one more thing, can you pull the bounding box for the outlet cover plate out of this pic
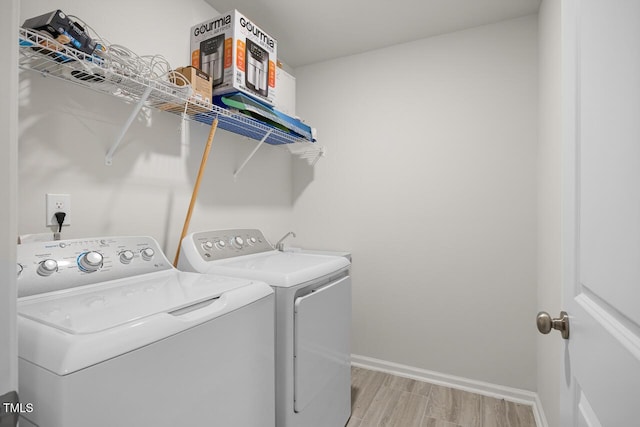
[46,193,71,227]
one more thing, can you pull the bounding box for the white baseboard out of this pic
[351,354,548,427]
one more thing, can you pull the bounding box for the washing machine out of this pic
[178,229,352,427]
[16,236,275,427]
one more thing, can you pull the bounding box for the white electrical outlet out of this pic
[46,194,71,227]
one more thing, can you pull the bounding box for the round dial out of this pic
[141,248,155,261]
[37,259,58,276]
[248,237,257,245]
[215,240,226,249]
[78,251,103,272]
[17,263,24,277]
[203,241,214,251]
[231,236,244,249]
[119,250,134,264]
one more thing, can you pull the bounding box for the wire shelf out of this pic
[18,27,323,165]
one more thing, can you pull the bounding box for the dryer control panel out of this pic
[17,236,172,297]
[189,229,274,262]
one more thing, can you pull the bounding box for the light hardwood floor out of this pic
[347,367,536,427]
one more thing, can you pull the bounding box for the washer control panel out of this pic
[191,229,273,262]
[17,236,172,298]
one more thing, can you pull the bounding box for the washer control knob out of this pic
[17,263,24,277]
[119,250,134,264]
[78,251,103,272]
[215,240,226,249]
[37,259,58,276]
[231,236,244,249]
[141,248,155,261]
[203,241,214,251]
[248,237,257,245]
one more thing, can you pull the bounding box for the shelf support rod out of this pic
[105,85,153,165]
[313,147,326,166]
[233,129,273,180]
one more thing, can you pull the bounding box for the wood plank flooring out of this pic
[348,367,536,427]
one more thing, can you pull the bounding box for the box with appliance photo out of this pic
[190,10,277,106]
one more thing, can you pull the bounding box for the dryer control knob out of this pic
[119,250,134,264]
[78,251,103,272]
[231,236,244,249]
[215,240,226,249]
[141,248,155,261]
[203,241,214,251]
[37,259,58,276]
[248,237,257,245]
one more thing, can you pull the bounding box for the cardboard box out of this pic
[190,10,277,106]
[157,66,212,115]
[171,66,212,104]
[275,64,296,117]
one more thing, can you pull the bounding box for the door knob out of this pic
[536,311,570,339]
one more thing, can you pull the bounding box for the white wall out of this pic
[18,0,296,256]
[0,0,19,399]
[294,16,539,390]
[537,0,563,425]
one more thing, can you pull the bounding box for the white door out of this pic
[560,0,640,425]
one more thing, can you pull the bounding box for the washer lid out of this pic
[18,269,255,334]
[203,251,350,287]
[18,269,273,375]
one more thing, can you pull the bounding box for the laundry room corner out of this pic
[292,15,539,393]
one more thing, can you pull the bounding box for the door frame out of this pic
[561,0,578,424]
[0,0,19,400]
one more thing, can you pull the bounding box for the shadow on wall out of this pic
[18,72,312,208]
[184,123,297,207]
[19,73,181,184]
[292,156,315,200]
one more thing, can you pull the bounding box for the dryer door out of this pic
[293,275,351,412]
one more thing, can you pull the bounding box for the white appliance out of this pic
[16,236,275,427]
[178,229,351,427]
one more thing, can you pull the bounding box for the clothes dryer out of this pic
[178,229,351,427]
[17,236,275,427]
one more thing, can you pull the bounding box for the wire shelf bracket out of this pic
[233,129,273,180]
[105,86,153,166]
